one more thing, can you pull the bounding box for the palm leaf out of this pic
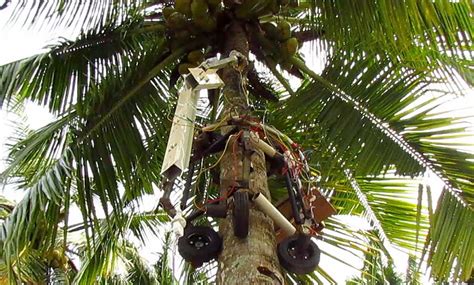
[6,1,148,31]
[0,38,202,277]
[73,209,168,284]
[0,15,166,114]
[424,190,473,281]
[304,0,473,87]
[278,50,473,205]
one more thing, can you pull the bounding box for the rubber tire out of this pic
[277,235,320,275]
[178,226,222,265]
[233,191,249,239]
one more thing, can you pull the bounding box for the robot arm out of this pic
[159,51,244,216]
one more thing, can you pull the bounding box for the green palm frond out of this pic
[406,254,422,285]
[96,274,129,285]
[308,157,429,252]
[74,209,168,284]
[287,268,337,285]
[318,218,397,284]
[346,240,404,285]
[321,219,378,267]
[424,190,473,281]
[0,149,72,275]
[6,1,148,31]
[6,249,48,284]
[181,262,211,285]
[153,232,178,284]
[0,196,75,284]
[276,50,429,177]
[359,239,386,284]
[0,38,202,277]
[0,196,14,220]
[279,50,473,203]
[0,15,166,114]
[2,113,74,186]
[349,176,429,251]
[300,0,473,86]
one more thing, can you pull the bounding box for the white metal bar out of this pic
[253,193,296,237]
[161,86,199,179]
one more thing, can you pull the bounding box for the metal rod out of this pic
[185,209,204,223]
[159,179,177,217]
[285,172,303,225]
[293,176,312,220]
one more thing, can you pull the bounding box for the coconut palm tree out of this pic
[0,0,472,284]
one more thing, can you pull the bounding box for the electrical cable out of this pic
[191,130,242,209]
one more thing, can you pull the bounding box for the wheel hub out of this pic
[288,245,311,260]
[188,234,210,250]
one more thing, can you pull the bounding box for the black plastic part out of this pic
[191,127,239,163]
[284,172,303,224]
[272,152,286,172]
[295,234,311,255]
[265,157,280,176]
[233,191,250,238]
[159,179,177,217]
[185,199,227,223]
[185,209,205,223]
[206,203,228,218]
[178,226,222,266]
[277,234,321,275]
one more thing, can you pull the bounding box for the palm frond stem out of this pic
[265,58,295,96]
[344,170,390,243]
[291,56,469,207]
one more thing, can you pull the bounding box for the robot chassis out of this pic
[159,51,335,274]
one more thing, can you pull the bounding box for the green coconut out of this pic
[175,0,192,16]
[167,12,187,30]
[178,63,195,75]
[277,20,291,41]
[187,50,205,64]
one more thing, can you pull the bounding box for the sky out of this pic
[0,3,473,284]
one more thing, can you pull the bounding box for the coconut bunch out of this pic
[163,0,222,38]
[178,49,205,74]
[259,20,300,71]
[44,249,69,271]
[161,0,296,50]
[159,0,301,98]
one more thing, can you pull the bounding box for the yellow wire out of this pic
[191,131,241,210]
[202,114,230,132]
[204,131,240,172]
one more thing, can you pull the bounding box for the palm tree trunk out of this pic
[216,21,284,285]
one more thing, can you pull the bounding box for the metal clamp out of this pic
[200,50,246,71]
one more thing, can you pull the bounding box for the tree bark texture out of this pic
[216,21,284,285]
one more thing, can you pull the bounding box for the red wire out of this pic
[204,130,243,206]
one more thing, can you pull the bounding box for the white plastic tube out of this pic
[253,193,296,237]
[249,131,277,157]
